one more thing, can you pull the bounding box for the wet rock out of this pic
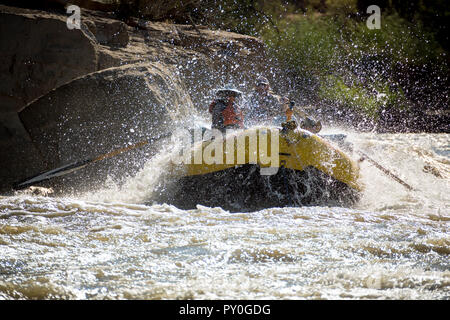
[17,63,192,192]
[85,19,129,47]
[0,7,98,114]
[0,4,269,191]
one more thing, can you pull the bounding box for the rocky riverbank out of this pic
[0,2,448,192]
[0,3,270,191]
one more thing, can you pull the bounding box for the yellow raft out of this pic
[154,124,363,212]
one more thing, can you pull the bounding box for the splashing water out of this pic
[0,127,448,300]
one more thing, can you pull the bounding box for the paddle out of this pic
[355,150,415,191]
[288,102,415,192]
[320,132,415,191]
[14,134,170,190]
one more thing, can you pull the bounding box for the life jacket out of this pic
[209,98,243,129]
[285,108,293,121]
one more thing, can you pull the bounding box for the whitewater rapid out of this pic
[0,130,448,299]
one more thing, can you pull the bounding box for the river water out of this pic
[0,130,448,299]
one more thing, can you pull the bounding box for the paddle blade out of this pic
[14,160,90,190]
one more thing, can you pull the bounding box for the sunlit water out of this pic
[0,131,448,299]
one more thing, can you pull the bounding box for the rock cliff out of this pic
[0,4,269,191]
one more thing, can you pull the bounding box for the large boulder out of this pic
[84,18,129,48]
[0,112,47,192]
[0,5,127,191]
[16,63,192,192]
[0,3,270,118]
[0,4,272,192]
[141,22,272,112]
[0,7,99,114]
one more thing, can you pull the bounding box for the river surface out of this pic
[0,131,448,299]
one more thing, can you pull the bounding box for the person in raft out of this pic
[246,76,322,133]
[208,86,244,132]
[245,76,290,127]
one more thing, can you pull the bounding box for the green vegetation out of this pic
[319,74,408,120]
[90,1,450,130]
[257,1,448,126]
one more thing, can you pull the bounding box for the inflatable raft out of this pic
[153,124,363,212]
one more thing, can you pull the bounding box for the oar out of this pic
[319,133,416,191]
[355,150,416,191]
[14,134,170,190]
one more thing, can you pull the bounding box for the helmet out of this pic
[216,85,243,97]
[256,76,269,86]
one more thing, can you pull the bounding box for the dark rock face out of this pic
[0,8,96,191]
[16,63,192,191]
[19,63,191,166]
[0,10,98,114]
[84,19,129,47]
[0,112,47,192]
